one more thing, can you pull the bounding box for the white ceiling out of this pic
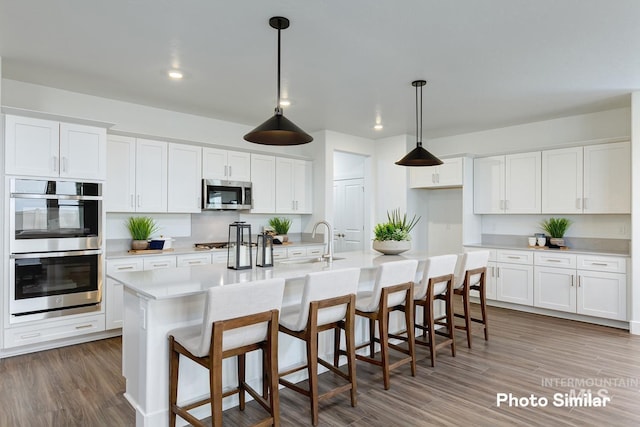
[1,0,639,140]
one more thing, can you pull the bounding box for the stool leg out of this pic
[463,286,472,349]
[405,290,416,377]
[333,323,341,367]
[368,318,376,357]
[168,337,179,427]
[345,299,357,407]
[307,332,320,426]
[210,336,224,426]
[268,313,281,427]
[426,288,436,367]
[378,307,390,390]
[238,353,246,410]
[446,282,456,357]
[479,279,489,341]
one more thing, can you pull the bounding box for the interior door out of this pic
[333,178,364,252]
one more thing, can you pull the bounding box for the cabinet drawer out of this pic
[272,248,287,260]
[211,252,228,263]
[287,248,307,258]
[534,252,576,269]
[4,314,105,348]
[306,246,324,257]
[106,258,144,274]
[143,256,177,270]
[577,255,626,273]
[497,250,533,265]
[176,253,212,267]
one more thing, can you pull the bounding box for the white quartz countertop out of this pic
[464,243,629,257]
[108,250,428,300]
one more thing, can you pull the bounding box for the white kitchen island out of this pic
[108,250,427,427]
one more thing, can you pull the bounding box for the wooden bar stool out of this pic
[453,251,490,348]
[168,278,286,427]
[278,268,360,426]
[352,259,418,390]
[412,254,458,367]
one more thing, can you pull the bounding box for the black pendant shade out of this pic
[244,16,312,146]
[395,80,442,166]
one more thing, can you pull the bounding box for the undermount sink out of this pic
[279,257,345,265]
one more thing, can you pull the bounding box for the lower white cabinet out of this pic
[106,259,144,330]
[4,314,105,349]
[143,256,177,270]
[534,266,576,313]
[576,269,626,320]
[495,250,534,306]
[176,253,212,267]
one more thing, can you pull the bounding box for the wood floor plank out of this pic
[1,306,639,426]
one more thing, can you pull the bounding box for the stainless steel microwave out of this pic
[202,179,252,210]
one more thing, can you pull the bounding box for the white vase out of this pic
[372,240,411,255]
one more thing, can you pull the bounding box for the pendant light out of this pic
[244,16,313,146]
[395,80,442,166]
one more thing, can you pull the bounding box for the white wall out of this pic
[631,92,640,334]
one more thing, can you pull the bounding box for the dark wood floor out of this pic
[1,305,639,426]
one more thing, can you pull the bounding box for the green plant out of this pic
[268,217,292,235]
[540,217,572,238]
[126,216,159,241]
[373,209,421,241]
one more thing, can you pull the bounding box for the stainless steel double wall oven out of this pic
[9,178,103,322]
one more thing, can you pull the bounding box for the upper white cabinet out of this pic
[583,142,630,214]
[106,136,168,212]
[409,157,463,188]
[275,158,312,214]
[202,147,251,182]
[168,143,202,213]
[250,154,276,213]
[542,142,630,214]
[5,115,106,180]
[474,152,541,214]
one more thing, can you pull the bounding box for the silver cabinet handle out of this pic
[116,266,135,270]
[229,166,232,176]
[224,165,228,177]
[590,262,608,266]
[547,259,561,263]
[53,156,58,172]
[577,275,581,287]
[187,260,200,265]
[137,195,141,207]
[491,266,495,277]
[583,198,588,210]
[576,198,582,209]
[62,157,68,172]
[152,263,170,268]
[497,267,500,278]
[75,324,93,330]
[130,194,134,208]
[571,274,574,286]
[507,256,521,259]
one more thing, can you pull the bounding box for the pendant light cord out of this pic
[415,83,420,146]
[276,21,282,115]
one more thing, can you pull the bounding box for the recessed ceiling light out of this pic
[374,124,383,131]
[168,70,183,79]
[279,99,291,107]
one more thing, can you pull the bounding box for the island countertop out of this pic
[108,250,428,300]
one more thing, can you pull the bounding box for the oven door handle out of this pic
[10,193,102,201]
[11,249,103,259]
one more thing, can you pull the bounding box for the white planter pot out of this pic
[372,240,411,255]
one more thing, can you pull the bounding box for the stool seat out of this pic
[168,278,286,427]
[278,268,360,426]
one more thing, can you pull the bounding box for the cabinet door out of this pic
[202,147,228,179]
[474,156,504,214]
[534,266,576,313]
[409,165,438,188]
[5,115,59,177]
[505,152,541,213]
[168,143,202,213]
[59,123,107,180]
[541,147,583,214]
[485,261,497,300]
[496,263,533,305]
[577,270,626,320]
[106,135,136,212]
[583,142,630,214]
[106,258,143,330]
[275,157,295,213]
[436,157,463,187]
[135,139,168,212]
[227,151,251,182]
[250,154,276,213]
[293,160,312,213]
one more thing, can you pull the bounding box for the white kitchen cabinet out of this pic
[250,154,276,213]
[5,115,106,180]
[143,255,177,270]
[577,270,626,320]
[106,136,168,212]
[202,147,251,182]
[106,259,144,330]
[474,152,541,214]
[168,143,202,213]
[534,265,576,313]
[176,253,211,267]
[542,142,630,214]
[541,146,583,214]
[583,142,630,214]
[409,157,464,188]
[495,250,534,306]
[276,158,312,214]
[3,314,105,349]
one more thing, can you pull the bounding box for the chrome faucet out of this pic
[312,220,334,262]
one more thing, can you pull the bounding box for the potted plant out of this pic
[540,217,572,248]
[126,216,159,250]
[372,209,420,255]
[268,217,292,242]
